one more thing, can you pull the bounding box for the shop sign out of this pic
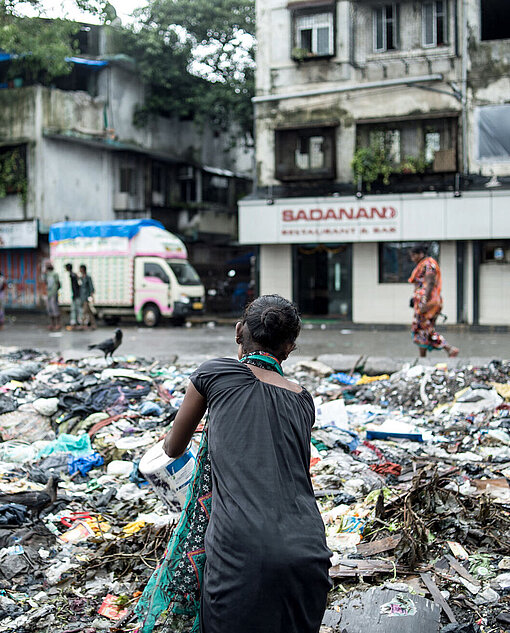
[0,220,38,249]
[278,202,399,241]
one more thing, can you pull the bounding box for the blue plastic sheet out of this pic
[37,433,93,458]
[49,219,164,243]
[140,401,164,417]
[68,452,104,476]
[330,372,360,385]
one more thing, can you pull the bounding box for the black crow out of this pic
[88,328,123,360]
[0,476,59,518]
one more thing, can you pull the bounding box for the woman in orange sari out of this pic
[409,244,459,358]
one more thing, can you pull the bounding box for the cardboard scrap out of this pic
[357,534,402,557]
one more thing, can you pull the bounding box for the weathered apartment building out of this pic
[0,24,252,310]
[240,0,510,325]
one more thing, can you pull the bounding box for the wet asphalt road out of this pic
[1,314,509,365]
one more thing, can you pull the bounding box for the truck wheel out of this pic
[143,304,160,327]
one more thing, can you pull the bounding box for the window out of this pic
[425,131,441,163]
[275,126,336,181]
[178,165,196,203]
[422,1,447,47]
[119,167,137,195]
[144,262,169,284]
[357,117,457,173]
[369,129,401,164]
[168,262,201,286]
[482,240,510,264]
[373,4,398,52]
[478,105,510,161]
[379,242,439,283]
[481,0,510,41]
[152,164,163,193]
[294,11,334,57]
[203,173,230,205]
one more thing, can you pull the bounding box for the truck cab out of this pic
[134,257,204,326]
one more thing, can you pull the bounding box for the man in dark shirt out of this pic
[65,263,81,330]
[79,264,96,330]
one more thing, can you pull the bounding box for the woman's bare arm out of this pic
[163,382,207,458]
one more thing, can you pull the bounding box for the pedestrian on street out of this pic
[44,263,61,331]
[65,263,81,330]
[409,243,459,358]
[0,269,6,330]
[158,294,332,633]
[79,264,96,330]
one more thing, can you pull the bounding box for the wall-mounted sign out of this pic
[239,192,510,245]
[279,203,399,241]
[0,220,38,249]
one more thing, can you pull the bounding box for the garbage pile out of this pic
[0,349,508,633]
[301,360,510,633]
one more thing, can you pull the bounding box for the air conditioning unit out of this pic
[178,166,194,180]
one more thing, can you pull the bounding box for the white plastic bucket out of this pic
[139,440,196,509]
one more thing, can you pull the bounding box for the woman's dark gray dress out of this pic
[190,358,331,633]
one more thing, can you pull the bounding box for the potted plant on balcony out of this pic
[400,154,430,174]
[351,145,393,191]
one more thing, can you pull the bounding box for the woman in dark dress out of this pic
[164,294,331,633]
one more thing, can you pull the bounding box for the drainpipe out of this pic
[461,0,468,175]
[252,74,444,103]
[456,241,465,323]
[472,240,480,325]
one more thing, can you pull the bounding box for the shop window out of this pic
[477,105,510,161]
[481,0,510,41]
[275,126,336,181]
[144,262,169,283]
[422,1,447,48]
[293,10,334,58]
[482,240,510,263]
[373,4,399,52]
[119,166,137,195]
[379,241,440,283]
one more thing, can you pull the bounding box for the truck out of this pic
[49,220,205,327]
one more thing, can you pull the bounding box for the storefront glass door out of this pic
[294,244,352,318]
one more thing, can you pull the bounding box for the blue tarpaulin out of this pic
[65,57,109,68]
[50,220,165,243]
[0,52,108,68]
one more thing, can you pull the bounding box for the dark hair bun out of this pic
[242,294,301,356]
[261,307,285,332]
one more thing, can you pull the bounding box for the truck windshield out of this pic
[169,262,201,286]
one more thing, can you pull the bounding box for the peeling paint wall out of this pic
[256,0,510,187]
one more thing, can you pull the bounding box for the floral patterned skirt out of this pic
[411,307,446,351]
[135,424,211,633]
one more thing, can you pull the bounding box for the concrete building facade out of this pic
[240,0,510,325]
[0,24,253,310]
